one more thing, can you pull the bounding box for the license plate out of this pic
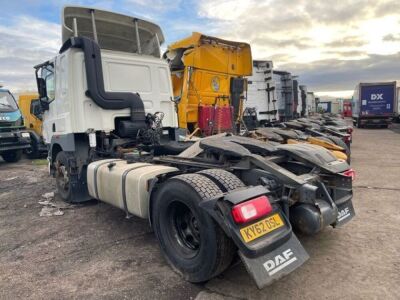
[240,214,284,243]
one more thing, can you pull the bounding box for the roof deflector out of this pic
[62,6,164,57]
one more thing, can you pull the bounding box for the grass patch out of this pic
[31,159,48,166]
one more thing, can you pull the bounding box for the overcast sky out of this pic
[1,0,400,98]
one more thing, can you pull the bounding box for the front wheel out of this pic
[151,174,235,283]
[1,150,22,163]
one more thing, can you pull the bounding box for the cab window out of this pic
[0,91,18,112]
[42,65,55,101]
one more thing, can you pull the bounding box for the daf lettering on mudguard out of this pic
[335,200,355,227]
[239,234,309,289]
[263,248,297,276]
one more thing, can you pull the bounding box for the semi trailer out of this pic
[0,87,31,162]
[34,6,355,288]
[352,82,397,128]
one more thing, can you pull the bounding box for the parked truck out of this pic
[34,6,355,288]
[0,87,31,162]
[18,93,47,158]
[352,82,397,128]
[164,32,252,136]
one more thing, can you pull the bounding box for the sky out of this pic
[1,0,400,99]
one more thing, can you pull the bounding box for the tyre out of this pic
[1,150,22,162]
[26,139,40,159]
[55,151,73,202]
[197,169,245,192]
[151,173,236,283]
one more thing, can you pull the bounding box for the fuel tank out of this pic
[87,159,178,218]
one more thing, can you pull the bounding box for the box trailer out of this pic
[306,92,316,115]
[352,82,396,128]
[273,70,294,121]
[343,100,352,117]
[318,101,332,113]
[245,60,277,125]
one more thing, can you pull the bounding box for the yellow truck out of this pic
[164,32,252,136]
[18,93,47,158]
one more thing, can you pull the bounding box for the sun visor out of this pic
[62,6,164,57]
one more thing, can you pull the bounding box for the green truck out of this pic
[0,87,31,162]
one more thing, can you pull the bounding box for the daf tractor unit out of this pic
[34,6,355,288]
[0,87,31,162]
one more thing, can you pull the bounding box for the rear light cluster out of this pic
[231,195,272,224]
[343,168,356,181]
[343,135,351,143]
[347,128,353,134]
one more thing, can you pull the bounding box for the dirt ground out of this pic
[1,123,399,300]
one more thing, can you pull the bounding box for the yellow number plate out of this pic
[240,214,284,243]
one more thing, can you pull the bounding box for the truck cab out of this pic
[18,93,48,158]
[0,88,31,162]
[34,6,178,201]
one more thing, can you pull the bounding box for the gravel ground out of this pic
[0,123,399,299]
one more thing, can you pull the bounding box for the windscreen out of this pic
[0,91,18,112]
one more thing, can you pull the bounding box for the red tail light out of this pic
[343,135,351,143]
[343,169,356,181]
[231,195,272,224]
[347,128,353,134]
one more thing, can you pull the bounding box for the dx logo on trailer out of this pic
[371,94,383,100]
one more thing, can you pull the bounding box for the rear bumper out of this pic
[0,131,31,152]
[355,117,392,126]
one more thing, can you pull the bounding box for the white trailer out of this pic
[245,60,277,124]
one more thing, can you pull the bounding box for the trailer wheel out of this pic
[1,150,22,163]
[152,174,235,283]
[197,169,245,192]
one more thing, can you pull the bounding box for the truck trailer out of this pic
[245,60,277,125]
[352,82,397,128]
[33,6,355,289]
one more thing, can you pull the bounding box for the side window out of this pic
[42,65,55,102]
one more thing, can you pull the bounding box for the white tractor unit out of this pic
[34,6,356,288]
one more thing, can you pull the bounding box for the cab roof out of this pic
[168,32,250,51]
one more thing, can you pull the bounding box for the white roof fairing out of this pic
[62,6,165,57]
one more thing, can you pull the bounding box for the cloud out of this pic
[324,36,367,48]
[280,53,400,91]
[383,33,400,41]
[196,0,400,95]
[0,16,60,92]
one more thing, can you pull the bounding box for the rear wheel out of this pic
[152,174,235,283]
[197,169,245,192]
[55,151,72,202]
[1,150,22,162]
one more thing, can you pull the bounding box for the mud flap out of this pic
[239,233,309,289]
[334,200,355,227]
